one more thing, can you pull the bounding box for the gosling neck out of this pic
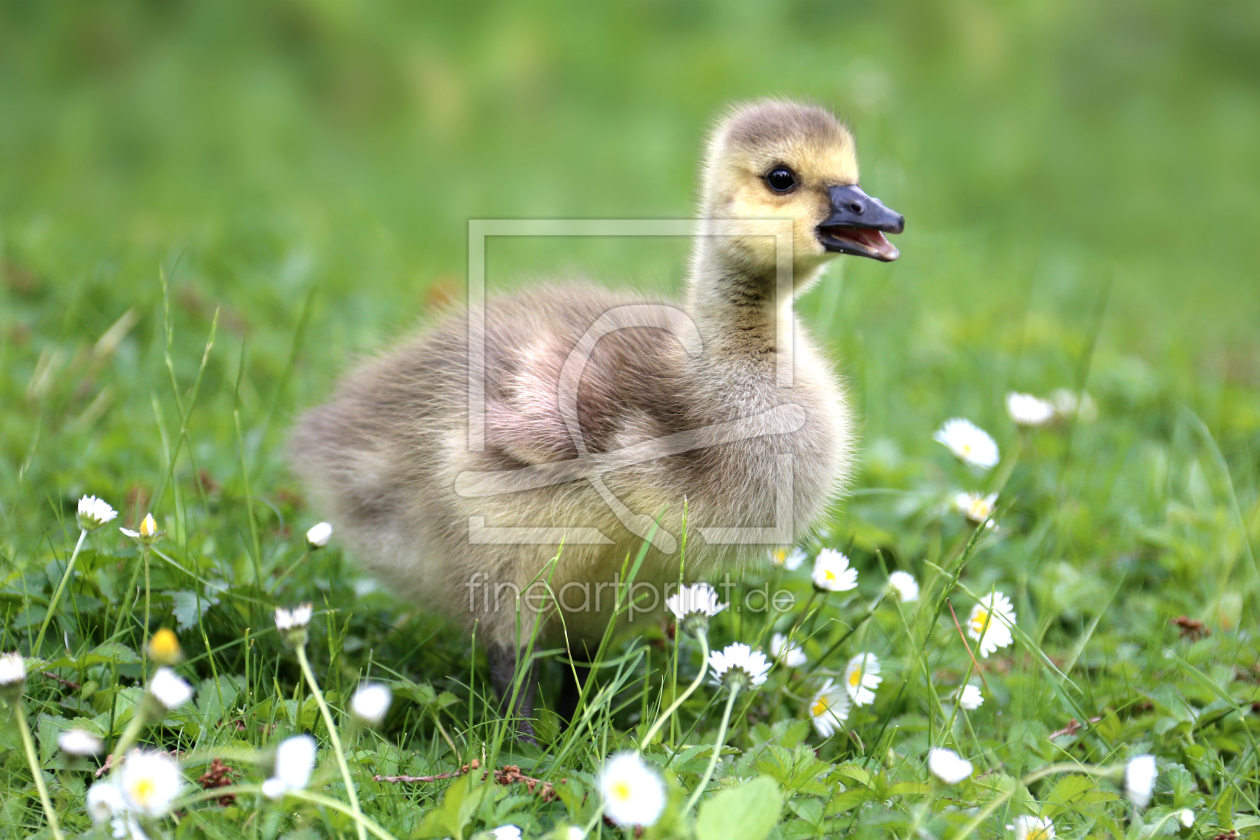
[685,234,807,360]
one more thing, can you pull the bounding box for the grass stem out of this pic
[640,630,709,751]
[14,701,66,840]
[685,686,739,812]
[33,529,87,657]
[295,643,367,840]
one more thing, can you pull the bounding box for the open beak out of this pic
[817,184,904,262]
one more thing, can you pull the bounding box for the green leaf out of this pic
[825,787,870,816]
[401,680,438,706]
[833,762,873,788]
[752,744,832,796]
[695,776,782,840]
[887,781,932,797]
[170,589,219,630]
[1043,773,1119,817]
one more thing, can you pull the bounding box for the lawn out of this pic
[1,2,1259,839]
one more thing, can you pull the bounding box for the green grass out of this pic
[2,2,1259,838]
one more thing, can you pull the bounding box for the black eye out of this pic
[765,167,796,193]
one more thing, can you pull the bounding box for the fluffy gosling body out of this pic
[292,99,903,737]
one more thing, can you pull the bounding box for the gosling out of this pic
[291,99,903,739]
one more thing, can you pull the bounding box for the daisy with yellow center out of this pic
[707,642,771,691]
[967,591,1016,657]
[934,418,1000,469]
[1010,815,1055,840]
[954,491,998,527]
[769,546,806,571]
[598,752,665,828]
[120,512,164,544]
[808,678,851,738]
[120,749,183,817]
[843,653,882,706]
[811,548,858,592]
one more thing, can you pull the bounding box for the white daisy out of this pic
[1005,392,1055,427]
[1010,815,1055,840]
[120,749,183,818]
[812,548,858,592]
[967,591,1017,657]
[58,728,104,756]
[887,571,919,602]
[707,642,772,691]
[1125,754,1157,809]
[561,826,586,840]
[666,582,728,639]
[599,752,666,828]
[350,682,392,726]
[956,684,984,711]
[928,747,973,784]
[954,491,998,527]
[1050,389,1097,422]
[275,604,313,631]
[1176,809,1194,828]
[769,546,807,571]
[306,522,333,548]
[809,679,851,738]
[85,780,125,826]
[844,653,882,706]
[490,826,522,840]
[148,667,194,710]
[120,512,163,544]
[0,651,26,688]
[664,583,727,622]
[76,495,118,532]
[770,633,808,668]
[263,734,317,800]
[934,418,1000,469]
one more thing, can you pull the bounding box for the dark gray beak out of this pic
[816,184,905,261]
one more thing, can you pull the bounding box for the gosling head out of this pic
[699,99,904,283]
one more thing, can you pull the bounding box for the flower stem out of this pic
[141,545,151,669]
[295,643,367,840]
[14,701,66,840]
[109,699,151,765]
[33,529,87,657]
[640,631,709,752]
[685,686,739,811]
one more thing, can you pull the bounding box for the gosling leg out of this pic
[556,659,593,726]
[487,643,539,743]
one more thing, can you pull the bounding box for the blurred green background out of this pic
[1,0,1258,541]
